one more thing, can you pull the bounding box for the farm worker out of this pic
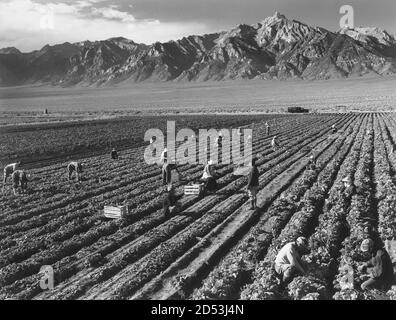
[202,160,218,195]
[247,158,259,210]
[331,124,337,134]
[160,148,168,165]
[3,161,21,190]
[163,184,181,217]
[110,148,118,160]
[358,239,394,291]
[274,237,310,283]
[68,161,83,181]
[271,136,279,151]
[341,176,356,199]
[307,155,317,170]
[162,159,182,186]
[216,132,223,147]
[12,170,28,195]
[265,122,270,136]
[237,128,242,136]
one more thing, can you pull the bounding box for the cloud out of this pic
[0,0,210,51]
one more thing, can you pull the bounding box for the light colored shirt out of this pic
[160,150,167,163]
[275,242,299,267]
[202,164,213,180]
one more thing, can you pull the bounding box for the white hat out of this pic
[360,239,373,252]
[342,176,350,183]
[163,148,167,152]
[208,160,214,165]
[296,236,309,249]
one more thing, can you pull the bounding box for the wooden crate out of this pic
[104,205,128,219]
[184,184,204,195]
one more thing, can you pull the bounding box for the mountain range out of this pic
[0,12,395,87]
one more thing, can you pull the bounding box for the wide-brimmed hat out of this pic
[296,236,309,249]
[342,176,351,183]
[167,184,174,191]
[207,160,214,165]
[360,239,373,252]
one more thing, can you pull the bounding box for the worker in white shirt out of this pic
[201,160,218,195]
[271,136,280,151]
[3,161,21,192]
[274,237,310,283]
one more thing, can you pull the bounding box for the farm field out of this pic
[0,112,395,300]
[1,77,396,126]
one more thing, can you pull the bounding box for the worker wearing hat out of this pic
[201,160,218,196]
[358,238,394,291]
[274,236,310,284]
[307,154,317,170]
[341,176,356,199]
[271,136,279,151]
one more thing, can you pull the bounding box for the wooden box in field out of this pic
[184,184,204,196]
[104,205,128,219]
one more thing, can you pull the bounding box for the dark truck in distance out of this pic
[287,107,309,113]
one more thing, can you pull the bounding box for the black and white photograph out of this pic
[0,0,396,306]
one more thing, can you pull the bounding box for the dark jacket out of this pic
[366,249,394,283]
[247,165,259,188]
[163,190,177,211]
[111,150,118,159]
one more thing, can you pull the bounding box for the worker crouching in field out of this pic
[331,124,338,134]
[274,237,310,284]
[12,170,28,195]
[110,148,118,160]
[271,136,280,151]
[2,161,21,192]
[201,160,218,196]
[358,239,394,292]
[341,176,356,200]
[306,155,317,170]
[68,161,83,181]
[247,158,259,210]
[163,184,181,217]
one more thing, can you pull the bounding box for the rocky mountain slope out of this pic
[0,12,395,87]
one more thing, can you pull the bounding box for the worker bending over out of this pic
[12,170,28,195]
[68,161,83,181]
[271,136,280,151]
[3,161,21,191]
[274,237,310,284]
[111,148,118,160]
[307,155,317,170]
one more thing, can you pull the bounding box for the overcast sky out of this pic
[1,0,395,52]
